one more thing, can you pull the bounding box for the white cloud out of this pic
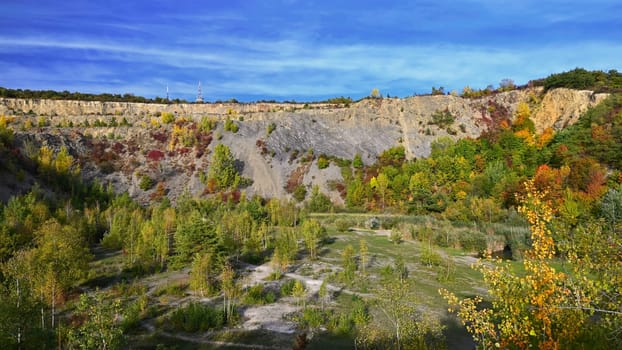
[1,33,621,99]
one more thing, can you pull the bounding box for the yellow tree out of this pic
[301,219,324,260]
[359,239,369,276]
[370,173,389,210]
[189,251,217,297]
[441,180,586,349]
[219,263,240,323]
[54,146,73,175]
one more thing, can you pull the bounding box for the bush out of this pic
[147,150,165,162]
[243,285,277,305]
[280,279,296,296]
[139,175,154,191]
[161,112,175,124]
[317,155,330,169]
[266,122,276,135]
[293,184,307,202]
[458,230,488,253]
[224,117,239,133]
[420,246,443,267]
[298,308,327,331]
[429,108,455,129]
[352,153,364,168]
[334,219,352,232]
[389,230,403,244]
[168,302,226,332]
[434,230,460,248]
[199,116,217,131]
[307,186,333,212]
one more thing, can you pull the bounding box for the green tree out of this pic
[359,239,369,276]
[292,280,307,307]
[346,178,366,208]
[189,251,218,297]
[307,186,333,212]
[358,271,444,349]
[370,173,389,210]
[30,219,91,327]
[318,280,329,310]
[208,144,240,191]
[301,219,325,260]
[67,293,123,350]
[341,244,356,285]
[219,263,240,323]
[271,229,298,274]
[0,262,54,349]
[173,210,219,265]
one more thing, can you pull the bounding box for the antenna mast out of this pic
[166,84,169,102]
[196,81,203,103]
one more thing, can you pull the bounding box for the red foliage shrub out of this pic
[195,148,204,158]
[149,182,168,201]
[204,178,217,194]
[147,150,165,162]
[112,142,125,154]
[196,132,212,148]
[220,190,241,204]
[90,140,118,165]
[151,131,169,143]
[256,139,268,155]
[285,164,309,193]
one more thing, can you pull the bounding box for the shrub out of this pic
[266,122,276,135]
[153,282,187,297]
[147,150,165,162]
[224,117,239,133]
[352,153,364,168]
[429,108,455,129]
[293,184,307,202]
[280,279,297,296]
[168,302,226,332]
[458,230,488,253]
[139,175,154,191]
[389,230,403,244]
[37,116,48,127]
[161,112,175,124]
[307,186,333,212]
[317,155,330,169]
[243,285,277,305]
[334,219,351,232]
[199,116,217,131]
[420,246,443,267]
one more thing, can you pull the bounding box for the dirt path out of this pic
[142,322,287,349]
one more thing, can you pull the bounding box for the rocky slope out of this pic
[0,88,608,203]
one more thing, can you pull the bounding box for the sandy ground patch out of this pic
[242,302,300,334]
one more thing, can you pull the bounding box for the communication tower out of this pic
[196,81,204,103]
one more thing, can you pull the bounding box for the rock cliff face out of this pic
[0,88,608,202]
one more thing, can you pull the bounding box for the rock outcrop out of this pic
[0,87,608,203]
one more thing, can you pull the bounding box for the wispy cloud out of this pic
[1,0,620,101]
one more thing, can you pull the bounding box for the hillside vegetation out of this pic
[0,70,621,349]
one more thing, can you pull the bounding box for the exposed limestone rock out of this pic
[0,87,608,203]
[531,88,608,132]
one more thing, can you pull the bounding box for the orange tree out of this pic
[440,180,587,349]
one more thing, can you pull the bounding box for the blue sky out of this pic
[1,0,621,102]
